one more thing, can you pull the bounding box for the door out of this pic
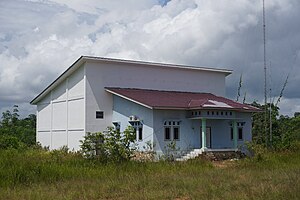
[201,127,212,148]
[206,127,211,148]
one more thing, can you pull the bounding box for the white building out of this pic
[31,56,259,156]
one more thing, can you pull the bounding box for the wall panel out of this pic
[68,67,84,98]
[52,102,67,130]
[52,131,68,149]
[37,131,51,148]
[37,103,51,131]
[68,99,84,130]
[52,80,66,101]
[68,131,85,151]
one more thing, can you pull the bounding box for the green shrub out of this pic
[0,135,25,150]
[162,140,180,161]
[245,142,269,162]
[80,126,136,162]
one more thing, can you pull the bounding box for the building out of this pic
[31,56,259,156]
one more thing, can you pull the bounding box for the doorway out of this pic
[201,127,212,148]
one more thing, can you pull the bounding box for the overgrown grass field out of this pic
[0,149,299,200]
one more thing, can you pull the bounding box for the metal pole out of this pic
[263,0,268,146]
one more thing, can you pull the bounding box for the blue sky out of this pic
[0,0,299,117]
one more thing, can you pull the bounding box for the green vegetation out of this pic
[80,127,136,162]
[0,105,36,149]
[251,102,300,150]
[0,148,299,199]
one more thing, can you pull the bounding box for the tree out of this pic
[0,105,36,148]
[251,101,300,150]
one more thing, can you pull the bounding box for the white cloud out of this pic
[0,0,299,117]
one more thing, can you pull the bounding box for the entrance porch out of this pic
[187,109,250,152]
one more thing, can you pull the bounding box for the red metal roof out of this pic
[105,87,260,112]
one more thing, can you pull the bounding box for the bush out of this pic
[245,142,269,162]
[0,135,25,150]
[80,126,136,162]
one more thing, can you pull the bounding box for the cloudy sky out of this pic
[0,0,299,117]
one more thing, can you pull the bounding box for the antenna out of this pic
[269,61,272,147]
[263,0,268,145]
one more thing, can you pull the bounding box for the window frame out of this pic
[96,111,104,119]
[138,127,143,141]
[164,126,171,141]
[238,127,243,140]
[163,120,181,141]
[230,126,244,141]
[173,126,180,141]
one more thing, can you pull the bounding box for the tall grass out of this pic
[0,149,299,199]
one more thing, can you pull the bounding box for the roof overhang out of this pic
[105,87,261,113]
[105,88,153,109]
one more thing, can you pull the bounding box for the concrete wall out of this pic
[235,112,252,144]
[112,96,153,150]
[153,109,252,155]
[110,97,252,154]
[36,65,85,151]
[36,60,230,151]
[153,110,196,155]
[85,61,226,134]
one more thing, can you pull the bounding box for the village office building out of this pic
[31,56,259,156]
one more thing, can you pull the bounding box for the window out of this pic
[129,121,143,141]
[173,127,180,140]
[238,127,243,140]
[133,128,137,139]
[138,127,143,141]
[96,111,104,119]
[163,120,181,141]
[165,127,171,140]
[230,126,243,140]
[112,122,120,132]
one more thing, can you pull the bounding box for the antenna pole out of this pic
[263,0,268,146]
[269,61,272,147]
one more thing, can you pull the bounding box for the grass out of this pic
[0,149,299,200]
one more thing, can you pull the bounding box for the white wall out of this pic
[36,65,85,151]
[85,61,226,134]
[36,59,229,151]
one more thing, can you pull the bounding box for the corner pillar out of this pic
[201,118,207,150]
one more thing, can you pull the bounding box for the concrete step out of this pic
[176,149,203,162]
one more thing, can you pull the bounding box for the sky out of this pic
[0,0,299,117]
